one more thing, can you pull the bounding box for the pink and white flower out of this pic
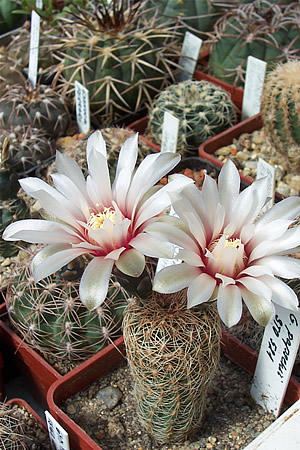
[3,130,192,310]
[151,160,300,327]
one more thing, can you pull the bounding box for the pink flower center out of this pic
[206,234,246,279]
[87,207,116,230]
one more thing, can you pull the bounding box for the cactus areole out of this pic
[57,0,184,124]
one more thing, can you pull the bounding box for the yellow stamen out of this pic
[224,237,241,248]
[88,207,116,230]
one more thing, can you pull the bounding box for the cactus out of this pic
[0,126,55,174]
[44,127,156,183]
[55,0,185,125]
[0,0,28,33]
[147,79,238,156]
[261,60,300,173]
[5,246,130,363]
[0,139,30,258]
[123,289,221,444]
[208,1,300,87]
[0,81,70,138]
[0,51,26,95]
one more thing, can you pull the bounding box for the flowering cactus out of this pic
[152,159,300,327]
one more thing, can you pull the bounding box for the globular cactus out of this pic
[55,0,184,125]
[0,126,55,174]
[44,127,156,183]
[0,81,70,138]
[147,79,238,156]
[208,1,300,87]
[123,290,221,444]
[261,60,300,173]
[0,51,26,95]
[0,139,30,258]
[5,246,130,363]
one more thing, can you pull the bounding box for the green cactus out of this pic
[0,139,30,258]
[55,0,185,125]
[5,247,130,363]
[147,79,238,156]
[123,290,221,444]
[0,81,70,138]
[0,0,28,33]
[261,60,300,173]
[0,126,55,174]
[208,1,300,87]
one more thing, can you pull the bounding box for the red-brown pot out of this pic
[46,332,300,450]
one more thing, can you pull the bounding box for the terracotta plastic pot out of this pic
[47,332,300,450]
[128,70,244,150]
[0,350,4,402]
[5,398,47,430]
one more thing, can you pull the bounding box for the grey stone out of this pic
[95,386,123,410]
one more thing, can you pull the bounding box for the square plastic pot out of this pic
[127,70,244,150]
[5,397,48,430]
[47,332,300,450]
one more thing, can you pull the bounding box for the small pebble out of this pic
[95,385,123,410]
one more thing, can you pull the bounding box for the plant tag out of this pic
[176,31,203,82]
[156,206,182,273]
[45,411,70,450]
[250,304,300,416]
[36,0,43,8]
[257,157,275,212]
[161,112,179,153]
[242,56,267,120]
[28,10,40,87]
[75,81,91,135]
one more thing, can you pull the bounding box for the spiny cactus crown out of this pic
[147,79,238,155]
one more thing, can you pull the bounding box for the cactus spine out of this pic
[147,79,237,156]
[261,60,300,173]
[123,290,221,444]
[6,247,129,363]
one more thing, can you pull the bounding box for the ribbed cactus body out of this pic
[0,126,54,174]
[123,290,221,444]
[0,82,70,137]
[0,198,29,257]
[261,60,300,172]
[209,1,300,87]
[6,257,129,361]
[57,2,183,124]
[147,79,237,155]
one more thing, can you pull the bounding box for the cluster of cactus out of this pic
[0,401,27,449]
[5,246,130,363]
[0,139,30,258]
[261,60,300,173]
[0,125,54,174]
[208,0,300,87]
[55,0,185,125]
[123,289,221,443]
[0,81,70,137]
[147,79,238,155]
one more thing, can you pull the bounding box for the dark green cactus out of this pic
[0,0,28,33]
[0,81,70,138]
[0,126,55,174]
[6,248,130,362]
[208,1,300,87]
[56,0,184,125]
[147,79,238,156]
[261,60,300,172]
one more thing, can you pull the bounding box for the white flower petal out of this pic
[187,273,216,309]
[176,248,204,267]
[86,130,107,159]
[86,151,112,206]
[55,150,87,195]
[239,264,273,277]
[153,263,200,294]
[32,245,87,282]
[3,219,80,244]
[115,248,145,277]
[145,221,199,254]
[79,257,114,310]
[217,284,243,328]
[238,276,272,301]
[130,232,175,259]
[255,196,300,230]
[105,247,126,260]
[258,256,300,279]
[51,173,90,220]
[218,159,240,221]
[259,275,299,311]
[240,286,275,326]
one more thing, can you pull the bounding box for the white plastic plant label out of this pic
[250,304,300,416]
[75,81,91,135]
[28,10,40,87]
[45,410,70,450]
[161,111,179,153]
[257,157,275,212]
[242,56,267,120]
[176,31,203,82]
[36,0,43,8]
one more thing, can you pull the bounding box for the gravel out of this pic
[61,353,280,450]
